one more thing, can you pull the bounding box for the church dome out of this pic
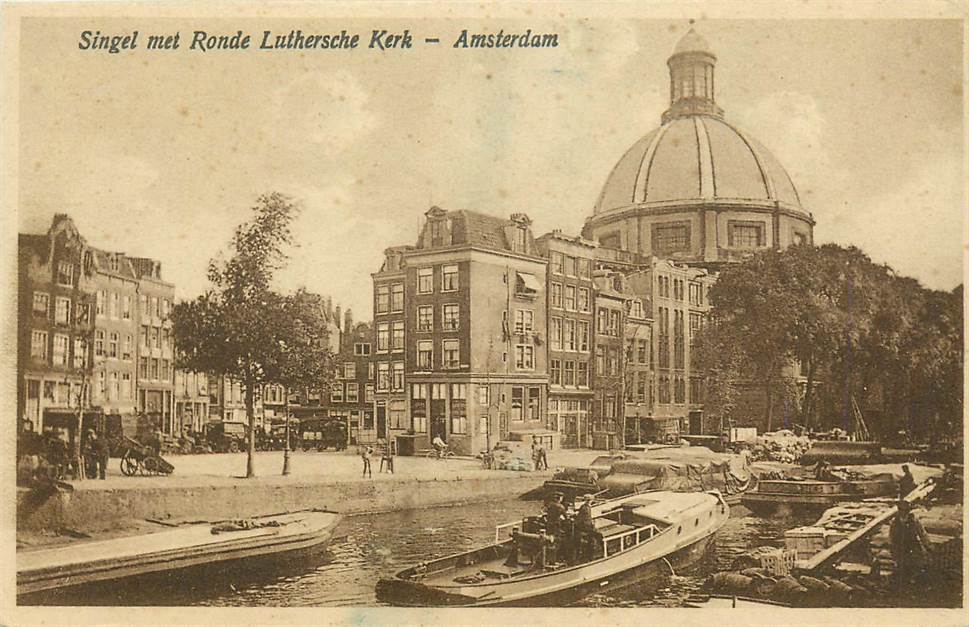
[584,27,814,262]
[593,115,802,215]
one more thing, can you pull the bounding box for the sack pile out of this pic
[749,430,812,463]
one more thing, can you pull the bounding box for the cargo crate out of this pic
[757,547,796,576]
[784,526,827,560]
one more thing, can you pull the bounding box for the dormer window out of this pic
[431,219,443,245]
[516,227,528,253]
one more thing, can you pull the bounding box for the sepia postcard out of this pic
[1,1,966,625]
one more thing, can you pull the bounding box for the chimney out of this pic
[335,305,342,328]
[344,308,353,335]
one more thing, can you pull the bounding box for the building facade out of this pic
[372,207,552,456]
[590,278,628,450]
[623,294,657,444]
[328,317,375,446]
[17,215,96,435]
[90,250,140,434]
[174,370,209,434]
[534,231,596,449]
[128,257,176,433]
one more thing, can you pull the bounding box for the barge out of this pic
[18,509,341,596]
[376,490,729,606]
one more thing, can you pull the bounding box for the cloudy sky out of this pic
[16,16,964,319]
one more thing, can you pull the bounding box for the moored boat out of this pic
[376,490,729,607]
[17,509,341,596]
[741,475,897,515]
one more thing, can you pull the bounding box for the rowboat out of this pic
[17,509,341,596]
[376,490,729,607]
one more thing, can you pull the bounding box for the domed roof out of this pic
[594,115,802,215]
[672,28,714,57]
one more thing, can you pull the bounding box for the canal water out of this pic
[36,498,812,607]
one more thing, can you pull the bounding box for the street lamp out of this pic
[282,388,292,475]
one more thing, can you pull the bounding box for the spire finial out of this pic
[662,27,723,123]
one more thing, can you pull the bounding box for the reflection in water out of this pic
[22,500,825,607]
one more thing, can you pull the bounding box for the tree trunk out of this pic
[801,358,816,430]
[765,377,774,433]
[245,373,256,478]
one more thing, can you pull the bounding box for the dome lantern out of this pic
[662,28,723,124]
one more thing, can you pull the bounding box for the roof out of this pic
[672,28,714,57]
[594,115,801,215]
[91,248,138,280]
[452,209,514,250]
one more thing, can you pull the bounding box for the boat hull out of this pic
[377,491,729,607]
[17,510,341,596]
[377,531,717,607]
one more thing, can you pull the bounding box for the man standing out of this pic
[544,492,567,563]
[890,500,930,588]
[536,442,549,470]
[380,439,395,474]
[899,464,916,498]
[361,444,373,478]
[83,429,110,480]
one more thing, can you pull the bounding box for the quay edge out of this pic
[17,473,544,535]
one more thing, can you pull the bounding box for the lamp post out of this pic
[282,389,292,475]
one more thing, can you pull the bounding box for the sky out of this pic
[16,17,964,320]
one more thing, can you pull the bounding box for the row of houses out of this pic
[366,207,717,455]
[16,214,373,443]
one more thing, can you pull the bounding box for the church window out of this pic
[652,223,691,253]
[729,221,765,248]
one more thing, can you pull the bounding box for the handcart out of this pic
[120,436,175,476]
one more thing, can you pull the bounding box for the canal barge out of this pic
[741,475,897,515]
[376,490,729,606]
[17,509,341,596]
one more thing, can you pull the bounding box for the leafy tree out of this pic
[172,193,335,477]
[697,242,962,441]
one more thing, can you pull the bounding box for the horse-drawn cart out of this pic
[120,436,174,476]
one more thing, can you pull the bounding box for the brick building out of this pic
[90,250,140,434]
[174,369,209,433]
[373,206,551,456]
[534,231,596,448]
[128,257,176,433]
[17,215,96,435]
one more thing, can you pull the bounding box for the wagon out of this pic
[119,436,174,476]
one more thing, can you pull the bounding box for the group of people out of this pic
[538,492,599,566]
[360,439,396,477]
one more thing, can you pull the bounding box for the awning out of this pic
[517,272,542,292]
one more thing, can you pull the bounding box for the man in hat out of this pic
[890,499,930,586]
[543,492,567,563]
[83,429,110,480]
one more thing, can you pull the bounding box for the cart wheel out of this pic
[120,454,138,476]
[229,441,239,453]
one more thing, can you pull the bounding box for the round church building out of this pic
[583,29,814,265]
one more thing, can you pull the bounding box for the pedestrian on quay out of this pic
[536,442,549,470]
[899,464,916,498]
[83,429,110,480]
[380,439,395,474]
[361,443,373,478]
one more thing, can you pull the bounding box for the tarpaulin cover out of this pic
[599,446,752,496]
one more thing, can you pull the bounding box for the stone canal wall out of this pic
[17,474,543,533]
